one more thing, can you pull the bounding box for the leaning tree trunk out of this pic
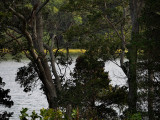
[30,0,58,108]
[6,0,59,109]
[24,23,58,108]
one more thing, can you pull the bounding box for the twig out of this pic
[36,0,50,15]
[103,15,123,41]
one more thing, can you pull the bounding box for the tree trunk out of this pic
[66,104,72,120]
[30,0,58,108]
[128,0,139,114]
[24,25,58,108]
[49,35,62,91]
[148,68,154,120]
[128,47,137,114]
[128,0,144,114]
[4,0,59,109]
[120,4,127,76]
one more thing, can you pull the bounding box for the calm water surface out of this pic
[0,59,127,120]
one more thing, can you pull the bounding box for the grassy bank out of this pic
[0,49,86,61]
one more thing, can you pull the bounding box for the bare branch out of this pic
[9,7,26,22]
[6,32,32,59]
[7,26,22,34]
[103,15,123,41]
[109,59,121,68]
[2,35,23,46]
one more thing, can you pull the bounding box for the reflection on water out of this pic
[0,59,127,120]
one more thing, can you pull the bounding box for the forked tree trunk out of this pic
[9,0,61,109]
[49,35,62,91]
[30,0,58,108]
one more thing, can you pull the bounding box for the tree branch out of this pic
[44,35,62,91]
[103,15,123,41]
[6,32,31,59]
[43,43,50,50]
[7,26,22,34]
[36,0,50,15]
[2,34,23,46]
[9,7,26,22]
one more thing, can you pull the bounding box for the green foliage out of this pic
[3,0,158,119]
[52,6,59,13]
[40,108,63,120]
[30,110,39,120]
[63,0,130,55]
[128,113,142,120]
[20,108,29,120]
[19,108,64,120]
[139,0,160,55]
[0,77,14,119]
[71,109,78,118]
[16,62,38,92]
[24,3,32,9]
[137,0,160,118]
[61,51,127,119]
[69,53,110,104]
[73,15,82,25]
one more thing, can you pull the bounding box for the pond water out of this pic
[0,58,127,120]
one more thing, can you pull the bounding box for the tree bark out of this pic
[8,0,59,109]
[120,3,127,76]
[30,0,58,108]
[128,0,144,114]
[43,35,62,92]
[66,104,72,120]
[128,0,139,114]
[49,35,62,91]
[148,68,154,120]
